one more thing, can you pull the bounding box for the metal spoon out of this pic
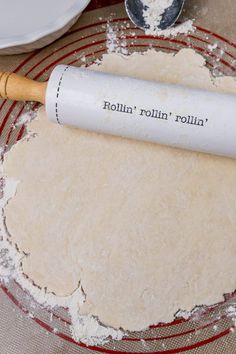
[125,0,185,31]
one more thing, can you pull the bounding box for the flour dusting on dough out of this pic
[0,169,123,345]
[1,49,236,344]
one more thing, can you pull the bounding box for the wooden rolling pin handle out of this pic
[0,72,47,105]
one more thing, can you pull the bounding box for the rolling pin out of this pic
[0,66,236,158]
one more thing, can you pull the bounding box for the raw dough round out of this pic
[4,49,236,331]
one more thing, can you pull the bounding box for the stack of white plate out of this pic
[0,0,90,55]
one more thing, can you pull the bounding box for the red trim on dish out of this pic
[187,35,236,61]
[34,39,107,80]
[26,25,235,80]
[16,124,26,141]
[0,18,235,350]
[86,0,123,11]
[124,316,225,341]
[1,284,235,354]
[12,279,71,326]
[0,102,17,136]
[195,25,236,49]
[25,30,108,76]
[65,19,236,62]
[33,36,234,81]
[0,52,39,112]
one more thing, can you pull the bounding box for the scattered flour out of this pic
[227,305,236,329]
[106,22,128,55]
[15,110,37,127]
[1,48,236,346]
[208,43,218,52]
[0,146,123,346]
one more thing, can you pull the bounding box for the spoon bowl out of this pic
[125,0,185,31]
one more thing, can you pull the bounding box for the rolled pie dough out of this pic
[4,49,236,331]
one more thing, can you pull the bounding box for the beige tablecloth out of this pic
[0,1,236,353]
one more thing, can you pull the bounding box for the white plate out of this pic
[0,0,91,55]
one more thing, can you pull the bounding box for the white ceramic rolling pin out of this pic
[0,65,236,158]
